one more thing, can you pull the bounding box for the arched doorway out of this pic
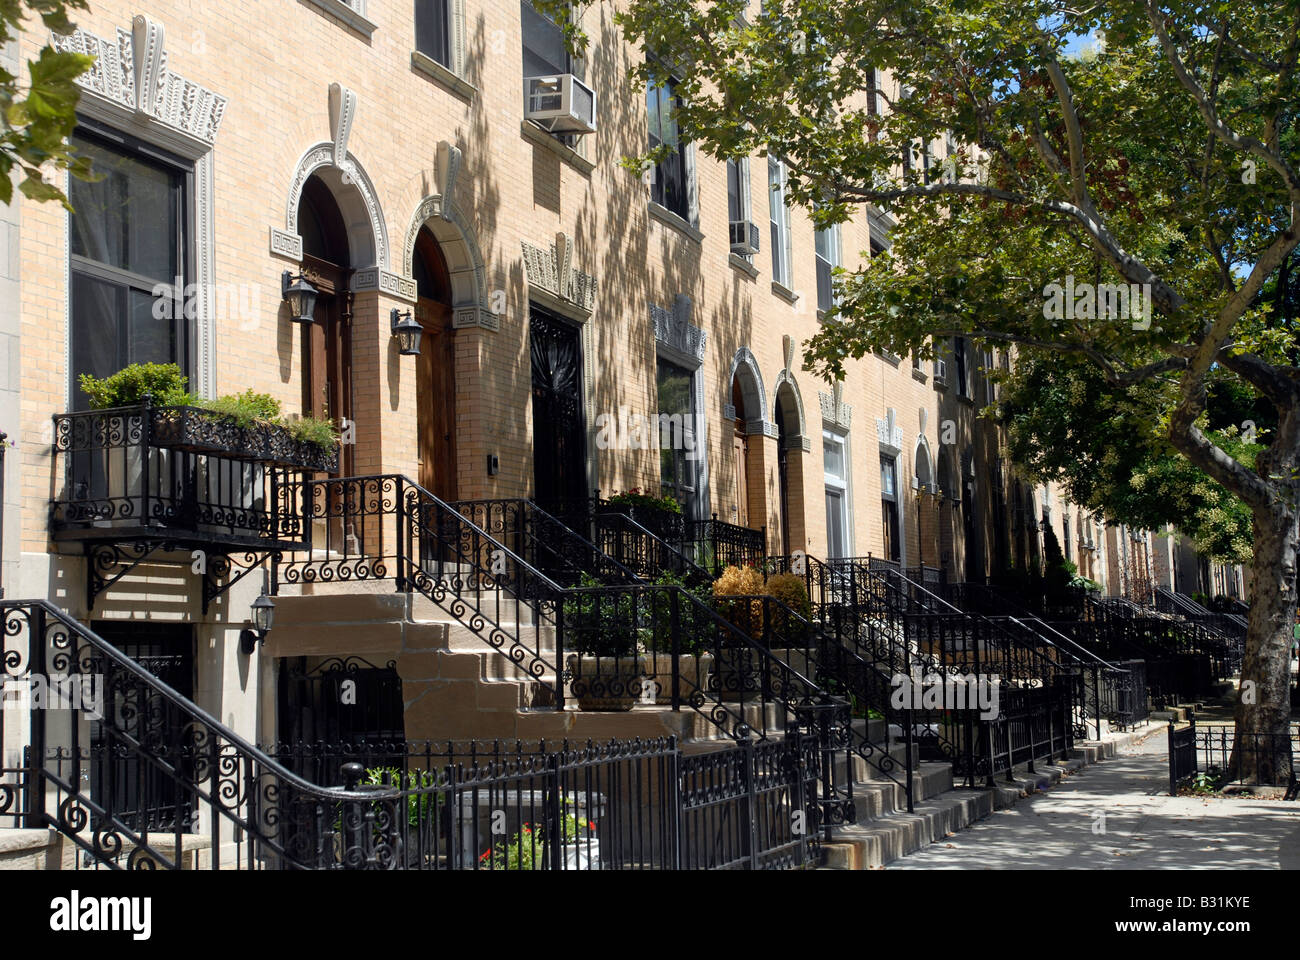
[413,227,457,501]
[728,352,767,532]
[298,174,353,476]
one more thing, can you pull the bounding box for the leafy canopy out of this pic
[0,2,95,208]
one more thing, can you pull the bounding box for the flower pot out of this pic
[644,653,714,705]
[543,839,601,871]
[567,655,648,711]
[100,442,170,527]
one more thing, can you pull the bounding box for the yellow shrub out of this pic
[765,573,812,620]
[712,565,765,638]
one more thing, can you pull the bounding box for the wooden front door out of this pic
[733,427,750,527]
[416,297,457,500]
[300,256,352,477]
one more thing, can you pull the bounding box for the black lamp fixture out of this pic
[390,308,423,356]
[240,591,277,655]
[282,270,319,324]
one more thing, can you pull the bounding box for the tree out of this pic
[996,351,1258,564]
[567,0,1300,781]
[0,2,94,208]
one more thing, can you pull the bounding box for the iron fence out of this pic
[275,735,823,869]
[1174,725,1299,797]
[1168,718,1198,795]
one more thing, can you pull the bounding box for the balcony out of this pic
[50,403,332,609]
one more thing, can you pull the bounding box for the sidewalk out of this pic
[889,731,1300,869]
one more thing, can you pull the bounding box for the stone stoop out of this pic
[266,592,773,746]
[820,722,1161,869]
[0,829,61,870]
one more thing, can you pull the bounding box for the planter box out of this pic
[148,405,339,471]
[643,653,714,705]
[566,655,648,711]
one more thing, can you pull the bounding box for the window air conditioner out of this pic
[729,220,760,255]
[523,74,597,134]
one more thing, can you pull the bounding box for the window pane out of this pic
[823,435,844,481]
[521,0,569,77]
[880,457,895,498]
[657,358,691,416]
[128,287,175,366]
[816,255,833,313]
[70,135,177,283]
[727,159,743,222]
[417,0,451,67]
[70,272,124,407]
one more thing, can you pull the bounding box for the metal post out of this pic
[743,738,759,868]
[1167,721,1177,796]
[670,588,681,711]
[25,605,46,829]
[395,477,407,592]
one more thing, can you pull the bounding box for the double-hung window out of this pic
[824,430,851,559]
[416,0,452,68]
[953,336,969,398]
[814,211,840,314]
[647,73,689,220]
[880,455,900,561]
[657,358,699,518]
[768,156,793,288]
[69,125,190,408]
[727,157,753,262]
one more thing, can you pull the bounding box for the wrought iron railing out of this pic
[271,735,824,869]
[1180,726,1298,797]
[275,478,856,825]
[0,599,410,870]
[50,403,317,549]
[943,581,1148,736]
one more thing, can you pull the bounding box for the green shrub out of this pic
[283,414,341,449]
[78,362,195,409]
[196,389,282,427]
[647,571,712,655]
[607,488,682,514]
[563,572,640,657]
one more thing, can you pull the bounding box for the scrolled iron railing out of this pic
[0,599,416,870]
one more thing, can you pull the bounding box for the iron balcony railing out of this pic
[49,402,326,550]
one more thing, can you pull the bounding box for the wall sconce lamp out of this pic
[390,308,423,356]
[240,592,277,655]
[282,271,319,324]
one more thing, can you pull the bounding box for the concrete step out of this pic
[0,829,60,870]
[822,787,995,869]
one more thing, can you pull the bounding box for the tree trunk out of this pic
[1229,504,1298,785]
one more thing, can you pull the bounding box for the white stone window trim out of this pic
[54,15,229,403]
[303,0,378,38]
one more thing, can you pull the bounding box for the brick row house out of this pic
[0,0,1241,784]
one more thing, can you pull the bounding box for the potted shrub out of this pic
[710,564,766,701]
[562,573,648,711]
[643,572,715,705]
[605,488,685,541]
[77,363,195,524]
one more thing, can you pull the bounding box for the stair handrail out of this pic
[2,599,410,869]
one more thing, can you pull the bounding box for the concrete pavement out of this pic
[889,730,1300,869]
